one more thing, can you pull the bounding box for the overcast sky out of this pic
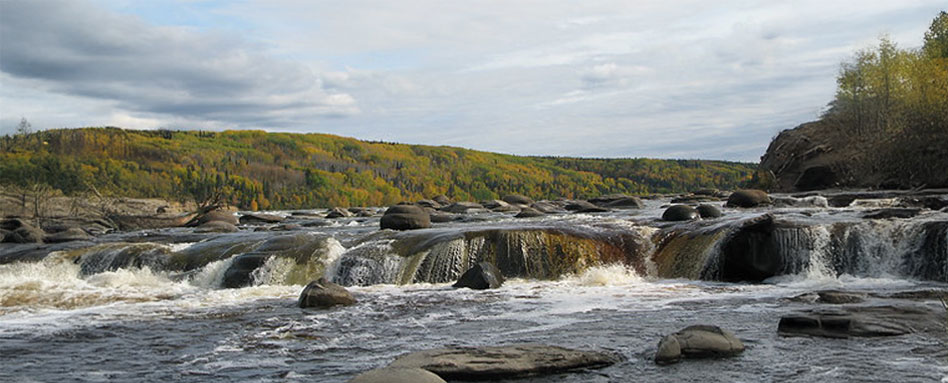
[1,0,943,161]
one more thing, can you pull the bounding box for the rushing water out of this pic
[1,196,947,382]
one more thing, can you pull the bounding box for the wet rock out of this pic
[189,210,238,226]
[898,195,948,211]
[790,290,866,304]
[718,214,783,282]
[502,194,534,206]
[481,200,518,212]
[325,207,353,219]
[773,196,829,208]
[195,221,239,233]
[662,205,699,221]
[725,189,772,208]
[416,199,441,209]
[515,207,545,218]
[389,344,619,380]
[269,223,302,231]
[380,205,431,230]
[565,200,609,213]
[863,208,922,220]
[531,201,565,214]
[1,219,45,243]
[778,304,943,338]
[300,218,333,227]
[298,277,357,308]
[881,289,948,300]
[239,213,284,224]
[44,227,93,243]
[428,212,460,223]
[696,204,723,219]
[654,325,744,365]
[349,367,445,383]
[453,262,504,289]
[441,202,486,214]
[432,195,453,206]
[591,194,644,209]
[794,165,837,191]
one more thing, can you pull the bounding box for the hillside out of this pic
[759,12,948,191]
[0,127,754,210]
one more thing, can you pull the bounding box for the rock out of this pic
[349,367,446,383]
[790,290,866,304]
[44,227,93,243]
[725,190,772,208]
[428,212,459,223]
[662,205,699,221]
[778,304,943,338]
[898,195,948,211]
[718,214,784,282]
[195,220,239,233]
[590,194,644,208]
[441,202,486,214]
[564,200,599,211]
[325,207,353,219]
[298,277,357,308]
[515,207,545,218]
[189,210,238,226]
[531,201,565,214]
[269,223,302,231]
[416,199,441,209]
[671,195,720,204]
[453,262,504,289]
[654,325,745,365]
[432,195,453,206]
[0,219,45,243]
[794,165,837,191]
[239,212,284,224]
[502,194,534,206]
[389,344,619,380]
[696,204,723,218]
[300,218,333,227]
[481,199,518,212]
[863,208,922,220]
[380,205,431,230]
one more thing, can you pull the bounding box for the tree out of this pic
[923,11,948,59]
[16,117,32,135]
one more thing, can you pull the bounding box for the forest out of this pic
[0,127,754,210]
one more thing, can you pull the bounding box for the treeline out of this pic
[821,11,948,186]
[0,128,754,210]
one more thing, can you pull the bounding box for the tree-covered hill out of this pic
[0,127,754,210]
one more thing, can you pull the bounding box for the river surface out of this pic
[1,195,947,382]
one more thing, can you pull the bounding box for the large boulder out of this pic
[590,194,644,208]
[389,344,619,380]
[298,277,357,308]
[441,202,486,214]
[239,212,284,224]
[195,220,239,233]
[416,199,442,209]
[432,195,453,206]
[515,207,545,218]
[502,194,534,206]
[564,200,598,211]
[1,219,45,243]
[480,200,518,212]
[725,190,772,208]
[44,227,93,243]
[696,204,723,219]
[325,207,353,219]
[453,262,504,289]
[662,205,699,221]
[349,367,445,383]
[717,214,784,282]
[654,325,745,365]
[381,205,431,230]
[188,210,238,226]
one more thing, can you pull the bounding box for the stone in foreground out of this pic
[654,325,744,365]
[298,277,357,308]
[453,262,504,289]
[349,367,445,383]
[390,344,619,380]
[380,205,431,230]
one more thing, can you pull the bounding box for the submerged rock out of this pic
[662,205,698,221]
[298,277,356,308]
[778,304,944,338]
[349,367,445,383]
[725,190,772,208]
[389,344,619,380]
[453,262,504,289]
[380,205,431,231]
[654,325,745,365]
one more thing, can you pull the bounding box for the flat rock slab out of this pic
[390,344,619,380]
[778,304,945,338]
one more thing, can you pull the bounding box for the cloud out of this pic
[0,0,356,129]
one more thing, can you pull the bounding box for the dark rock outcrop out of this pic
[777,304,944,338]
[794,165,837,191]
[441,202,486,214]
[515,207,545,218]
[453,262,504,289]
[349,367,446,383]
[717,214,784,282]
[662,205,698,221]
[502,194,534,206]
[1,219,45,243]
[380,205,431,230]
[589,194,644,208]
[298,277,357,308]
[654,325,745,365]
[389,344,619,380]
[725,189,772,208]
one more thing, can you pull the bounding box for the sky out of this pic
[0,0,944,162]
